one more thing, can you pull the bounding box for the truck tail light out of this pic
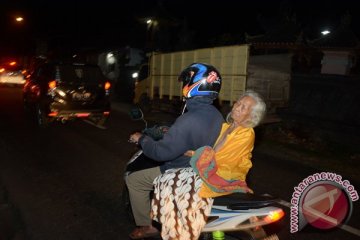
[104,81,111,90]
[48,112,58,117]
[48,80,56,90]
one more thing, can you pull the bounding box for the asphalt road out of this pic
[0,86,359,240]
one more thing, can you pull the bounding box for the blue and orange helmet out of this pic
[178,63,222,99]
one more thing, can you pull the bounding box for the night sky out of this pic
[1,0,359,57]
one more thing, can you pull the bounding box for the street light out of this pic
[106,52,116,64]
[15,16,24,22]
[145,18,158,51]
[321,29,331,36]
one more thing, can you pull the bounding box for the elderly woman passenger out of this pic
[151,90,267,240]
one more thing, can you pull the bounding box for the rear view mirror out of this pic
[129,107,148,128]
[129,107,144,121]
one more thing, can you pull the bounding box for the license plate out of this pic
[72,92,91,100]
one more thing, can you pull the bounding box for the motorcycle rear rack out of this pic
[213,193,279,210]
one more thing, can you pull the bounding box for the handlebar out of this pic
[128,125,170,145]
[142,125,170,140]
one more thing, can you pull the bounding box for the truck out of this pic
[134,44,290,115]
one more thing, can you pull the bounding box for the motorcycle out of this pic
[123,107,285,240]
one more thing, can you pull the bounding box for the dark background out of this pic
[1,0,359,56]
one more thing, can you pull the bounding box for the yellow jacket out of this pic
[199,123,255,198]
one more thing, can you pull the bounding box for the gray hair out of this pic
[226,90,267,128]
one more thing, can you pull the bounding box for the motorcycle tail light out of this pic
[264,209,285,223]
[235,209,285,230]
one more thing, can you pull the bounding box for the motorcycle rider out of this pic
[151,90,267,240]
[127,63,224,239]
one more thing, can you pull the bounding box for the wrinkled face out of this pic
[231,96,256,126]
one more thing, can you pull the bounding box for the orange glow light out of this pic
[76,113,90,117]
[48,112,58,117]
[264,210,285,223]
[0,68,5,73]
[9,62,16,66]
[48,80,56,89]
[104,81,111,90]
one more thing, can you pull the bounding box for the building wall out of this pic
[321,51,354,75]
[247,54,292,113]
[288,74,360,127]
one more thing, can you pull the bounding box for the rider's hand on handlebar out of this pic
[184,150,195,157]
[129,132,143,144]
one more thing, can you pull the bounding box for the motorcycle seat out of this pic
[213,193,279,210]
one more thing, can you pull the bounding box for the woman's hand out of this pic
[184,150,195,157]
[129,132,143,144]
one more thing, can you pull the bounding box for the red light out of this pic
[9,61,16,66]
[76,113,90,117]
[30,85,41,97]
[24,80,29,89]
[103,111,110,115]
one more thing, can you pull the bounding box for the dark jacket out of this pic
[139,97,224,173]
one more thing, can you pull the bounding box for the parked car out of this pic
[23,62,111,127]
[0,64,26,86]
